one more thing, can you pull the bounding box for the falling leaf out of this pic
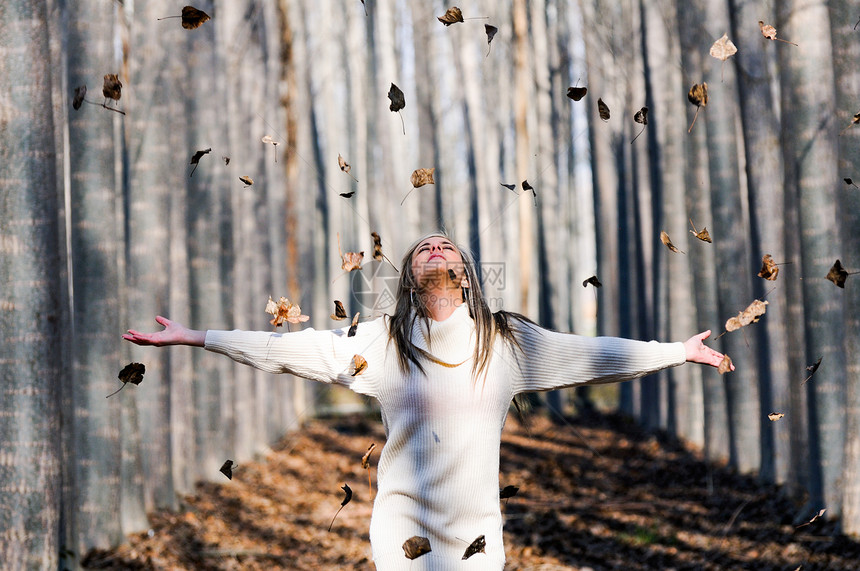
[689,219,712,243]
[687,82,708,133]
[351,354,368,376]
[462,535,486,560]
[485,25,498,55]
[73,85,87,110]
[402,536,432,560]
[826,259,850,288]
[718,354,733,375]
[338,233,364,271]
[796,509,826,528]
[265,296,310,327]
[348,312,360,337]
[802,356,823,385]
[102,74,122,104]
[438,7,464,26]
[725,299,768,332]
[340,191,355,198]
[388,83,405,112]
[582,275,602,288]
[566,86,587,101]
[709,33,738,62]
[239,175,253,187]
[371,231,384,261]
[328,483,353,531]
[839,113,860,136]
[219,460,235,480]
[222,156,230,165]
[759,21,797,46]
[500,485,519,499]
[401,168,435,204]
[361,443,376,470]
[181,5,210,28]
[500,182,517,192]
[330,300,348,321]
[758,254,779,280]
[189,148,211,177]
[844,177,860,188]
[768,412,785,421]
[338,153,358,182]
[522,180,536,206]
[597,98,611,121]
[660,231,685,254]
[106,362,145,398]
[631,106,648,143]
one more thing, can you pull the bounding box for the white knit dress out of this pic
[204,303,686,570]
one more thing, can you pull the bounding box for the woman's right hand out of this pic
[123,315,206,347]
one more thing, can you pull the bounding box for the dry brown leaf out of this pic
[689,219,712,243]
[759,21,797,46]
[438,7,464,26]
[401,168,436,204]
[265,296,310,327]
[718,354,733,375]
[327,483,353,531]
[687,83,708,133]
[597,98,611,121]
[725,299,768,332]
[102,74,122,102]
[351,354,368,376]
[106,362,146,398]
[371,231,384,261]
[631,107,649,143]
[402,536,432,560]
[826,259,849,288]
[844,177,860,188]
[219,459,235,480]
[73,85,87,110]
[330,300,347,321]
[361,443,376,469]
[582,275,602,288]
[348,312,360,337]
[239,175,253,187]
[567,86,587,101]
[660,231,685,254]
[802,356,823,385]
[181,5,211,29]
[758,254,779,281]
[338,153,358,181]
[797,509,826,528]
[767,412,785,421]
[462,535,486,560]
[709,33,738,62]
[189,148,211,177]
[338,233,364,272]
[840,113,860,136]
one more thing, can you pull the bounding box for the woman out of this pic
[124,233,729,570]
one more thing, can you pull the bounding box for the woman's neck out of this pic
[419,288,463,322]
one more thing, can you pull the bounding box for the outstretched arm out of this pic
[123,316,206,347]
[683,330,732,370]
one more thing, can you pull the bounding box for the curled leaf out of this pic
[485,25,498,55]
[189,148,211,177]
[330,300,348,321]
[687,82,708,133]
[582,275,602,288]
[401,168,436,204]
[371,231,384,261]
[351,354,368,376]
[438,7,464,26]
[239,175,253,187]
[725,299,768,332]
[797,509,826,528]
[522,180,537,206]
[660,231,685,254]
[826,259,849,288]
[462,535,486,560]
[340,191,355,198]
[689,219,712,243]
[338,153,358,181]
[181,5,211,29]
[500,485,519,499]
[402,536,432,560]
[102,74,122,102]
[566,86,587,101]
[840,113,860,136]
[768,412,785,421]
[261,134,279,147]
[631,106,648,143]
[265,296,310,327]
[106,362,145,398]
[328,483,353,531]
[758,254,779,281]
[361,443,376,469]
[597,98,610,121]
[802,356,823,385]
[844,177,860,188]
[759,21,797,46]
[219,459,235,480]
[388,83,405,112]
[718,354,733,375]
[500,182,517,192]
[73,85,87,110]
[348,312,360,337]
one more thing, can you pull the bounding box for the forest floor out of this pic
[83,411,860,570]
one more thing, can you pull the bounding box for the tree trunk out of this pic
[0,2,64,566]
[778,0,846,518]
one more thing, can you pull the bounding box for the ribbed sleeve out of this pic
[510,324,686,394]
[203,317,389,397]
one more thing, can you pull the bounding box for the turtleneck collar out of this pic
[411,303,474,366]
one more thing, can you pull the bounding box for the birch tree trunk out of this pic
[778,0,846,519]
[0,2,64,566]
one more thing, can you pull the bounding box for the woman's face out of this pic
[410,236,465,290]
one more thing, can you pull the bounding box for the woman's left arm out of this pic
[509,323,730,394]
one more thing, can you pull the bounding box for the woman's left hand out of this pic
[684,330,733,370]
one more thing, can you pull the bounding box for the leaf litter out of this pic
[81,413,860,570]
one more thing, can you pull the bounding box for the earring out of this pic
[410,289,417,306]
[461,286,469,303]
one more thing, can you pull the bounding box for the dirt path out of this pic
[84,412,860,570]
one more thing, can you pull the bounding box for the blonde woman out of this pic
[124,233,729,570]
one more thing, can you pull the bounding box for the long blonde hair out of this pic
[388,232,531,377]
